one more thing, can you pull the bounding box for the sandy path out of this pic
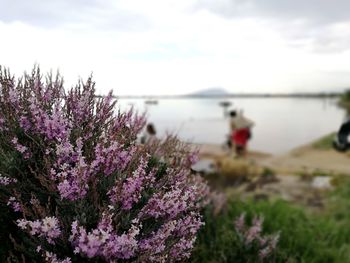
[194,143,350,175]
[260,146,350,175]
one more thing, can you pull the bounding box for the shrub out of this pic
[0,67,209,262]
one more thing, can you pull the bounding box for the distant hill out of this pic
[188,88,230,97]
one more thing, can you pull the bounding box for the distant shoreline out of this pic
[96,93,342,99]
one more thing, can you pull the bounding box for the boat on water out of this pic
[219,101,232,107]
[145,100,158,105]
[219,101,233,118]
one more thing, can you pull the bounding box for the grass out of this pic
[203,157,261,190]
[191,177,350,263]
[312,132,336,150]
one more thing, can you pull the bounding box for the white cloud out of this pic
[0,0,350,95]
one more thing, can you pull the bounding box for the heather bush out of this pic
[0,67,209,262]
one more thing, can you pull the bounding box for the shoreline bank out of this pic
[192,135,350,175]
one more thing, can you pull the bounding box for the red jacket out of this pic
[232,128,250,146]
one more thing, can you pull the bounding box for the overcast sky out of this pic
[1,0,350,95]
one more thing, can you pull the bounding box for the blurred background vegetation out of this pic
[191,176,350,263]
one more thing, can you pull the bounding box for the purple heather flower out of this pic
[12,137,28,154]
[36,246,42,252]
[140,180,204,219]
[70,215,140,261]
[233,214,279,259]
[19,116,32,131]
[52,138,93,200]
[0,174,17,185]
[42,250,72,263]
[186,151,199,166]
[7,196,21,212]
[16,216,61,244]
[8,88,19,105]
[139,220,177,257]
[0,68,208,262]
[0,116,5,130]
[234,213,246,234]
[28,98,71,141]
[108,156,155,209]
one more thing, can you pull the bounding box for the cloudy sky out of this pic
[1,0,350,95]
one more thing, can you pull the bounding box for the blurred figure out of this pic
[229,110,254,157]
[333,117,350,152]
[141,123,157,144]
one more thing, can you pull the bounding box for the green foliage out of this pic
[312,133,336,150]
[192,186,350,263]
[341,90,350,103]
[261,167,275,178]
[338,89,350,114]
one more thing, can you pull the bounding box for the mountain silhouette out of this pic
[189,88,230,97]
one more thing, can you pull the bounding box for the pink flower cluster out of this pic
[37,247,72,263]
[139,171,209,221]
[69,214,140,260]
[0,67,208,262]
[17,216,61,244]
[28,97,71,141]
[12,137,31,159]
[0,174,17,185]
[51,138,91,200]
[234,214,279,260]
[0,116,5,130]
[42,251,71,263]
[92,140,135,176]
[7,196,21,212]
[108,155,155,209]
[138,212,203,262]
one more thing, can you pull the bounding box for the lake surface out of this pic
[117,97,346,154]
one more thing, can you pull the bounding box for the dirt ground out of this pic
[193,141,350,207]
[195,143,350,175]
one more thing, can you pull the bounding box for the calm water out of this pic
[117,97,346,154]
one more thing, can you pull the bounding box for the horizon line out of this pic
[95,92,342,99]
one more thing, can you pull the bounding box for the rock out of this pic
[311,176,332,190]
[191,159,216,174]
